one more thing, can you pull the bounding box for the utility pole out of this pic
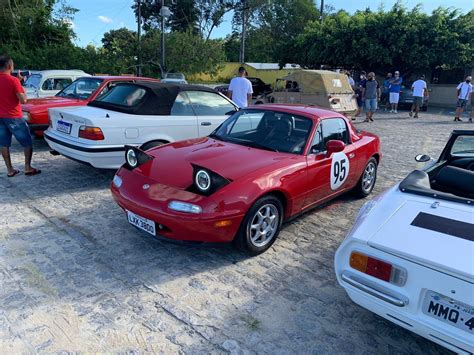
[137,0,142,77]
[239,0,246,64]
[320,0,324,22]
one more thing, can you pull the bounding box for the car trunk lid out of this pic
[49,106,111,138]
[367,200,474,283]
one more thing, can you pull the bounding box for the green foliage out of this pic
[296,4,474,73]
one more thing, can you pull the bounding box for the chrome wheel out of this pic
[247,204,279,248]
[362,161,377,193]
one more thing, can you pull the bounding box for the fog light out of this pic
[168,201,202,214]
[214,220,232,228]
[112,175,122,188]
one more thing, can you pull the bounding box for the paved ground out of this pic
[0,108,469,353]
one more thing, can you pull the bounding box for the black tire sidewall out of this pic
[235,195,283,255]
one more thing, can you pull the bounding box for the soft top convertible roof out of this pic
[88,82,217,115]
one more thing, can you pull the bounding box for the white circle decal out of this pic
[331,152,350,190]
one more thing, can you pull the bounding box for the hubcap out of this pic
[248,204,279,248]
[362,162,376,192]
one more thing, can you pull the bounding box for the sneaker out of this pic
[409,111,413,117]
[469,118,473,123]
[414,114,419,118]
[394,110,398,114]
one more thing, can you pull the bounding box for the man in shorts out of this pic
[0,55,41,177]
[409,74,428,118]
[389,70,402,113]
[361,72,380,122]
[454,75,472,122]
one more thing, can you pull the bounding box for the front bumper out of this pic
[44,131,125,169]
[111,168,245,243]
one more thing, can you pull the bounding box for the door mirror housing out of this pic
[415,154,431,162]
[326,140,345,156]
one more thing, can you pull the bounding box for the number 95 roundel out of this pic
[331,152,350,190]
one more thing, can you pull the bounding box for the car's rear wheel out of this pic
[234,195,283,255]
[354,158,377,197]
[140,140,167,151]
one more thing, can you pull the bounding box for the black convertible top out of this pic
[88,82,217,115]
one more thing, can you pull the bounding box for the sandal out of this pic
[25,168,41,176]
[7,169,20,178]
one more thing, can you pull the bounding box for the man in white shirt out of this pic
[409,74,428,118]
[454,75,472,122]
[227,67,253,108]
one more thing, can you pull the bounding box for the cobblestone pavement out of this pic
[0,109,467,353]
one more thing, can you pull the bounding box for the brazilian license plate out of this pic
[57,120,72,134]
[422,290,474,334]
[127,210,156,236]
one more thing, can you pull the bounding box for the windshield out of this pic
[451,135,474,157]
[211,109,313,154]
[56,78,103,100]
[25,74,42,89]
[94,84,147,107]
[166,73,184,79]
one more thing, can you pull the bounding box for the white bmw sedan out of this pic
[44,82,238,169]
[335,130,473,354]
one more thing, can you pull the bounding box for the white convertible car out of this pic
[44,82,238,169]
[335,130,473,354]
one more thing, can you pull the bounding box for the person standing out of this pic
[382,72,392,111]
[409,74,428,118]
[389,70,403,113]
[227,66,253,108]
[454,76,472,122]
[355,71,367,117]
[0,55,41,177]
[361,72,380,122]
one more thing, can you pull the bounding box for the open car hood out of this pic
[368,199,474,283]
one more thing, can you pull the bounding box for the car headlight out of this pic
[126,149,138,168]
[168,201,202,214]
[112,175,122,188]
[188,164,230,196]
[195,170,211,192]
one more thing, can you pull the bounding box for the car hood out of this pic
[367,199,474,283]
[140,137,295,189]
[22,96,84,112]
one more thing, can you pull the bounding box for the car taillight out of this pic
[79,126,104,140]
[349,251,407,286]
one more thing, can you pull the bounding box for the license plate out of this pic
[127,210,156,236]
[422,290,474,334]
[57,120,72,134]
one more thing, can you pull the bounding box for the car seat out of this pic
[432,166,474,199]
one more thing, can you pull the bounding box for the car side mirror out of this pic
[326,140,345,156]
[415,154,431,162]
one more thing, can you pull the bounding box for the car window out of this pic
[321,118,349,146]
[171,93,195,116]
[95,81,133,100]
[166,73,184,80]
[451,135,474,157]
[96,85,147,107]
[230,111,264,133]
[186,91,235,116]
[310,124,323,153]
[42,78,72,91]
[25,74,42,89]
[57,78,103,99]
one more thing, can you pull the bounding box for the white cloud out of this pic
[98,16,113,24]
[62,19,75,29]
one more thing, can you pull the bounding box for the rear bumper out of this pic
[44,131,125,169]
[111,168,245,243]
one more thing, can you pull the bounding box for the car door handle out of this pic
[200,122,212,126]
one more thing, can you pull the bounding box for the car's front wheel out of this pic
[234,195,283,255]
[354,157,378,197]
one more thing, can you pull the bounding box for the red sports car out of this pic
[22,76,159,136]
[111,104,381,254]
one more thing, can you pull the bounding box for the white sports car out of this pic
[44,82,237,169]
[335,130,473,354]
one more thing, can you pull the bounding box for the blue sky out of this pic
[69,0,472,47]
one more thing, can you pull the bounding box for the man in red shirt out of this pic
[0,55,40,177]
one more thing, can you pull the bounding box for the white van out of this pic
[24,70,90,98]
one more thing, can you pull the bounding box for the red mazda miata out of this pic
[111,104,381,254]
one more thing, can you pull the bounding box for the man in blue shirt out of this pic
[389,71,403,113]
[382,72,392,111]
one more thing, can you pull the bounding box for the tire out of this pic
[140,140,166,151]
[354,157,377,198]
[234,195,283,255]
